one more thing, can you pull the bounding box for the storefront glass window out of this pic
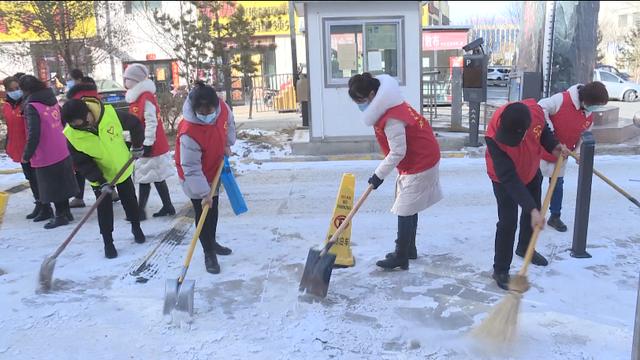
[324,18,404,87]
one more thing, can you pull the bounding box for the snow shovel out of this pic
[163,158,224,317]
[299,184,374,298]
[220,156,248,215]
[570,151,640,208]
[38,157,135,293]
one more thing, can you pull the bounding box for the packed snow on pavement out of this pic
[0,151,639,359]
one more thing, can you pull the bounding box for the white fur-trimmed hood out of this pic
[360,74,404,127]
[125,79,156,103]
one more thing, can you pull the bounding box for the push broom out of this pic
[473,154,565,343]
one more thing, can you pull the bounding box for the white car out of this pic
[593,69,640,102]
[487,67,510,81]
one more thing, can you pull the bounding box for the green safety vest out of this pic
[63,104,133,186]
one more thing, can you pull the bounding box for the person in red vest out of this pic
[538,82,609,232]
[174,81,236,274]
[485,100,569,290]
[3,73,42,220]
[348,73,443,271]
[124,63,175,220]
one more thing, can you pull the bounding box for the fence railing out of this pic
[230,73,298,114]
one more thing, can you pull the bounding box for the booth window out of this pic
[324,18,404,87]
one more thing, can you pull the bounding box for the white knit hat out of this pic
[123,63,149,84]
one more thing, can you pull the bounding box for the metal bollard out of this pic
[633,274,640,360]
[571,131,595,258]
[451,67,463,130]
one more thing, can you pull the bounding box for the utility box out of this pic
[508,72,543,101]
[462,54,488,103]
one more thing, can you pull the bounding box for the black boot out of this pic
[152,181,175,217]
[204,251,220,274]
[131,222,146,244]
[547,214,568,232]
[386,214,418,260]
[103,233,118,259]
[213,242,232,256]
[33,203,53,222]
[44,201,71,229]
[44,215,69,229]
[377,216,412,270]
[137,183,150,221]
[26,202,42,220]
[515,249,549,266]
[492,271,510,291]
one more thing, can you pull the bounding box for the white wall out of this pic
[274,34,307,75]
[305,1,422,140]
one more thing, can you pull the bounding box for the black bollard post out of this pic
[633,274,640,359]
[571,131,595,258]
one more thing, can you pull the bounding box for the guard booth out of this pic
[292,1,423,155]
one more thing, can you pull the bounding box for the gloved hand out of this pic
[100,183,114,195]
[368,173,384,189]
[131,146,144,159]
[143,145,153,157]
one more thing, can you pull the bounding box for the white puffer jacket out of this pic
[360,75,443,216]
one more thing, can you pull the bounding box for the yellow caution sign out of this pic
[0,192,8,228]
[324,173,355,267]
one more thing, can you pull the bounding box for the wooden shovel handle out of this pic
[570,151,640,208]
[518,155,565,276]
[51,157,135,259]
[179,158,225,283]
[321,184,374,256]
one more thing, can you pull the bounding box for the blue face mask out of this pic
[196,108,219,124]
[66,80,75,91]
[7,90,22,101]
[584,105,605,113]
[357,102,369,112]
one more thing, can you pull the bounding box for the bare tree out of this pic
[0,1,130,78]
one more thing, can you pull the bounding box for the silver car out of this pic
[593,69,640,102]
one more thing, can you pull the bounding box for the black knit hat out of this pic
[496,102,531,147]
[61,99,90,127]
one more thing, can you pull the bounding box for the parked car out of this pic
[487,67,510,86]
[596,64,630,81]
[593,69,640,102]
[96,79,129,111]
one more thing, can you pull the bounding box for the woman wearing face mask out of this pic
[3,73,42,220]
[19,75,78,229]
[66,69,84,94]
[174,81,236,274]
[61,98,146,258]
[348,73,443,271]
[537,82,609,232]
[123,63,175,220]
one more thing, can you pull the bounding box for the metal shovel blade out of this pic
[163,278,179,315]
[37,256,57,293]
[163,278,196,316]
[299,248,337,298]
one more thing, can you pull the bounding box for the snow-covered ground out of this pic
[0,150,639,359]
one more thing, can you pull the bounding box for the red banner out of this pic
[422,31,468,51]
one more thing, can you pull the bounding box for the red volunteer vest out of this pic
[129,91,170,157]
[2,101,26,163]
[485,99,546,184]
[541,91,593,162]
[175,102,229,183]
[70,89,99,100]
[374,102,440,175]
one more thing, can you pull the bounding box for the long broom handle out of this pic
[518,155,565,276]
[570,151,640,208]
[51,157,135,260]
[178,158,225,283]
[320,184,374,256]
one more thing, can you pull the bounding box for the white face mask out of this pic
[196,107,219,124]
